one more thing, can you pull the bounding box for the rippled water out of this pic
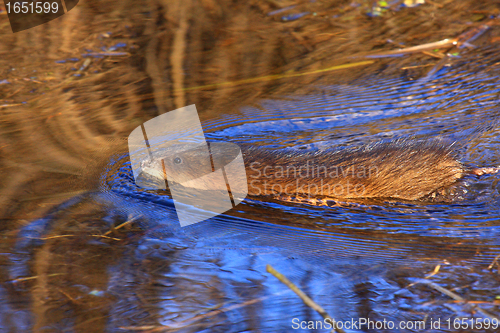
[106,47,500,250]
[7,49,500,332]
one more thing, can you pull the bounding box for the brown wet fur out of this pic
[151,139,475,202]
[243,139,466,201]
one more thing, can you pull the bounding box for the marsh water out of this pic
[2,1,500,332]
[2,48,500,332]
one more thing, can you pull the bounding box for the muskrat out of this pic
[138,139,499,202]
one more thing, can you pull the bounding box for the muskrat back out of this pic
[242,139,468,201]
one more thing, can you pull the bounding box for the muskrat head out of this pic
[140,144,213,185]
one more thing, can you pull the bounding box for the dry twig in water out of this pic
[414,280,499,321]
[266,264,346,333]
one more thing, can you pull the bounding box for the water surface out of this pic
[5,48,500,332]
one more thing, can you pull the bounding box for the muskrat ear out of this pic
[173,157,182,164]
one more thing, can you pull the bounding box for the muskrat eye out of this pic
[173,157,182,164]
